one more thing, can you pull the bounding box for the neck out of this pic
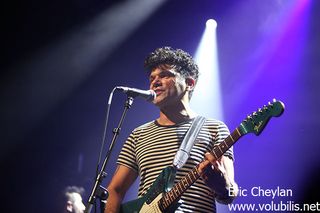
[157,100,197,126]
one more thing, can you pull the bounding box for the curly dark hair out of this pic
[144,46,199,82]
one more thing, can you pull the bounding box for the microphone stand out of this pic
[85,95,134,213]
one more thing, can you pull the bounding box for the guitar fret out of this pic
[234,129,242,140]
[177,181,183,193]
[161,198,168,209]
[191,168,198,180]
[226,137,234,149]
[194,168,199,176]
[225,137,232,149]
[236,127,241,137]
[161,169,201,210]
[229,134,235,142]
[166,191,172,205]
[169,191,175,202]
[214,146,222,158]
[211,149,219,159]
[218,145,223,154]
[182,178,188,188]
[173,186,179,197]
[164,194,171,206]
[223,140,229,149]
[170,186,178,201]
[220,142,226,151]
[186,174,192,184]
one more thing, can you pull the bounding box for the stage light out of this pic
[206,19,217,28]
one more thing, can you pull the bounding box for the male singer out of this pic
[105,47,238,212]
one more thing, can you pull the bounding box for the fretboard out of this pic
[159,127,244,210]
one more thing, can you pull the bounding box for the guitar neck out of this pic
[159,127,244,210]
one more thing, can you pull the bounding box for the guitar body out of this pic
[120,166,178,213]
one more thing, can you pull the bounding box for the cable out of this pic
[96,86,117,174]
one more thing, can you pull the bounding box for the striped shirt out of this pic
[117,118,233,212]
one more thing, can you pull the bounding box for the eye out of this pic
[149,76,154,83]
[159,70,175,78]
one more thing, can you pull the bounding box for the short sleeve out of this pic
[117,131,139,173]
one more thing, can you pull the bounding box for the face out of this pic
[149,65,189,108]
[66,192,85,213]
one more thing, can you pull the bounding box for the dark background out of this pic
[1,0,320,212]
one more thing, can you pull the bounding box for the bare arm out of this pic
[198,154,238,204]
[104,165,138,213]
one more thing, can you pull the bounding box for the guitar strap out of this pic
[173,116,206,169]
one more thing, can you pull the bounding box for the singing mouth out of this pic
[154,89,163,96]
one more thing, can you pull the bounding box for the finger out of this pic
[211,161,221,172]
[214,160,227,174]
[197,160,211,174]
[205,152,217,164]
[215,160,222,168]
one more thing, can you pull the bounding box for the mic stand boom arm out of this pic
[85,95,134,213]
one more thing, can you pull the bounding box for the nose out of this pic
[150,76,161,89]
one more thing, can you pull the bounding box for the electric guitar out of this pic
[120,99,285,213]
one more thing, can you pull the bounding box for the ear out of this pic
[66,201,73,212]
[185,77,195,91]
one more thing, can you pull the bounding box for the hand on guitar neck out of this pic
[197,153,239,204]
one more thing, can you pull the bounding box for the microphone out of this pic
[116,86,156,102]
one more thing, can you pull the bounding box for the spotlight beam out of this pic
[0,0,166,155]
[192,19,223,120]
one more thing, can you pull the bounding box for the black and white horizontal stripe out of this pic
[117,118,233,212]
